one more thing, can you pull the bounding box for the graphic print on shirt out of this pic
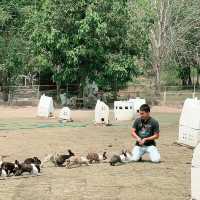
[138,123,152,139]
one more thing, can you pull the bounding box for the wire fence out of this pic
[0,84,199,107]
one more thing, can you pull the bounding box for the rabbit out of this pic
[121,149,133,162]
[14,160,39,176]
[0,156,3,166]
[66,156,89,168]
[0,168,7,177]
[24,157,41,165]
[41,149,75,167]
[86,152,107,164]
[1,162,16,176]
[40,153,58,167]
[54,149,75,166]
[109,151,127,166]
[0,155,9,167]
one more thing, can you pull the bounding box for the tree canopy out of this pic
[0,0,200,101]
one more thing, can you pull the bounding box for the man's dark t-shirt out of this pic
[132,117,160,146]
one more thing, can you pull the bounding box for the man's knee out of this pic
[150,152,160,163]
[132,155,141,162]
[151,157,160,163]
[131,146,143,162]
[147,146,160,163]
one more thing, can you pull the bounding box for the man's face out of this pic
[139,111,150,120]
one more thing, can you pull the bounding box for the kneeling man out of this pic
[131,104,160,163]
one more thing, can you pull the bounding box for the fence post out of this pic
[163,87,167,105]
[163,91,166,105]
[37,85,40,99]
[193,84,196,99]
[66,83,68,98]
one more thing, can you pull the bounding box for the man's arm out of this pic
[141,132,159,144]
[131,128,142,143]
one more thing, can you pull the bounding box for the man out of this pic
[131,104,160,163]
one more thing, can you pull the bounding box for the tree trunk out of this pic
[188,75,192,86]
[187,67,192,86]
[149,0,169,97]
[1,75,9,102]
[2,88,9,102]
[79,76,86,98]
[112,76,118,100]
[196,68,200,86]
[56,83,60,102]
[182,78,187,86]
[154,63,161,96]
[55,64,61,102]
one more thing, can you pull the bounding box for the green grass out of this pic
[0,119,88,131]
[0,113,180,131]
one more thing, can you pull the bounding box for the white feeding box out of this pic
[178,98,200,147]
[192,143,200,168]
[191,143,200,200]
[179,126,200,147]
[114,101,135,121]
[37,94,54,117]
[180,98,200,129]
[95,100,109,125]
[59,107,72,121]
[128,97,146,112]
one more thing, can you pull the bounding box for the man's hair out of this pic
[139,104,150,112]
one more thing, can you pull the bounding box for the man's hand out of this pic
[137,137,142,144]
[139,138,146,145]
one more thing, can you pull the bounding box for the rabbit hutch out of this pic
[37,94,54,117]
[178,98,200,147]
[59,107,72,121]
[114,98,146,121]
[191,142,200,200]
[95,100,109,125]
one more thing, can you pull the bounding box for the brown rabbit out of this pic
[66,156,89,168]
[86,152,107,164]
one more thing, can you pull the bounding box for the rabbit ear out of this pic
[121,149,126,154]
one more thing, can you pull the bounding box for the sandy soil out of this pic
[0,106,192,200]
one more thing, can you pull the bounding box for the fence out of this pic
[0,85,81,106]
[0,84,199,107]
[117,85,200,107]
[0,85,38,105]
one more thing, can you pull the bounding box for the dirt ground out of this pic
[0,106,192,200]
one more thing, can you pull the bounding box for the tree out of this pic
[0,0,28,101]
[166,0,200,87]
[26,0,139,99]
[149,0,170,94]
[127,0,169,95]
[128,0,200,91]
